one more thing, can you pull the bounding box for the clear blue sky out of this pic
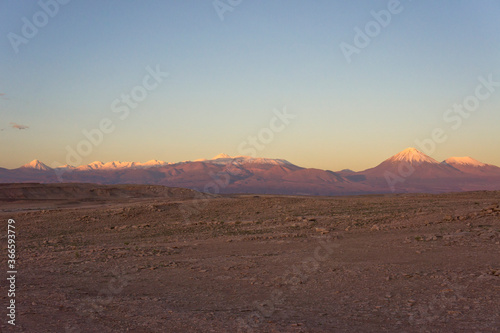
[1,0,499,170]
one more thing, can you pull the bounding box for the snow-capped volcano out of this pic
[21,160,52,171]
[443,157,486,167]
[361,147,460,179]
[386,148,439,164]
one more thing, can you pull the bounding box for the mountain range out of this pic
[1,148,500,195]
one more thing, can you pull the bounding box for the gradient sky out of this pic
[1,0,499,171]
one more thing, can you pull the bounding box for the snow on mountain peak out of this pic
[387,148,438,164]
[238,157,293,166]
[212,153,232,159]
[78,161,105,170]
[207,155,294,167]
[57,164,75,169]
[140,160,169,167]
[444,157,486,167]
[75,160,170,170]
[21,159,52,171]
[102,161,134,169]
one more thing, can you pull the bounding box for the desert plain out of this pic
[1,183,499,332]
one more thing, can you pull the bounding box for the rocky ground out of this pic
[1,184,499,332]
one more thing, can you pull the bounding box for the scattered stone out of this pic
[315,227,329,234]
[132,223,151,229]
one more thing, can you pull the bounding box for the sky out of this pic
[1,0,499,171]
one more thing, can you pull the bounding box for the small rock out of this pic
[315,227,329,234]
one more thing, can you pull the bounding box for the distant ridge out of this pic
[3,148,500,195]
[443,157,486,167]
[442,156,500,176]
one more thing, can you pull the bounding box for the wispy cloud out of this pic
[10,122,29,130]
